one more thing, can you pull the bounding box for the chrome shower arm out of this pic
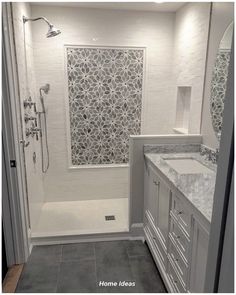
[23,16,52,27]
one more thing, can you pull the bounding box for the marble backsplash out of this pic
[144,143,218,165]
[143,143,200,154]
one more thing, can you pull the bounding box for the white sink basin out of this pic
[164,157,213,174]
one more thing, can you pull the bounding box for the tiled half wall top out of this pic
[66,46,144,165]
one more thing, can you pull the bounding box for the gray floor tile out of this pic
[95,240,128,265]
[28,245,62,263]
[125,240,151,258]
[129,255,167,293]
[57,260,97,293]
[62,242,95,262]
[95,241,138,293]
[96,259,137,293]
[16,261,60,293]
[96,258,133,282]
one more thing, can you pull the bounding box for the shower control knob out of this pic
[24,114,36,124]
[32,127,41,132]
[25,128,32,137]
[25,127,41,138]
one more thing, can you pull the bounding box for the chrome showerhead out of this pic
[46,25,61,38]
[23,16,61,38]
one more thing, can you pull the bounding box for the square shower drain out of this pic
[105,215,116,221]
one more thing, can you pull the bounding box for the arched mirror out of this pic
[210,22,233,142]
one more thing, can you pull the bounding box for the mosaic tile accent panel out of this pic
[66,47,144,165]
[210,50,231,141]
[200,144,219,164]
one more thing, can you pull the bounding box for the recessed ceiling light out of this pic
[154,1,164,3]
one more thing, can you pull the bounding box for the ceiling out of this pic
[31,2,186,12]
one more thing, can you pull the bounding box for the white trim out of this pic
[68,163,129,170]
[31,226,129,238]
[31,231,144,246]
[130,134,202,139]
[64,44,146,169]
[130,223,144,238]
[2,3,30,264]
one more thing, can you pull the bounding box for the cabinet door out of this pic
[189,218,209,292]
[144,164,158,224]
[156,176,171,247]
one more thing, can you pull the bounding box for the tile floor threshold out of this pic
[2,264,24,293]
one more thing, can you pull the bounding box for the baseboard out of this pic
[130,223,144,239]
[31,228,144,246]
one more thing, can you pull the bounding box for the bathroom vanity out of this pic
[143,146,216,293]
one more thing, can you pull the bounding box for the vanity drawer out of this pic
[171,194,191,236]
[169,216,190,262]
[169,237,188,285]
[167,256,186,293]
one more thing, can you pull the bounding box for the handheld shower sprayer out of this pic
[40,83,50,94]
[39,84,50,114]
[38,83,50,173]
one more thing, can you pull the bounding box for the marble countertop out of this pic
[144,152,217,223]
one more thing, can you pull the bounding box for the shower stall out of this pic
[10,1,179,244]
[11,2,146,242]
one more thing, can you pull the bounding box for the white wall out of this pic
[12,3,45,229]
[201,2,234,149]
[31,5,176,202]
[173,3,211,134]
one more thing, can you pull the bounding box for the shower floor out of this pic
[31,198,129,238]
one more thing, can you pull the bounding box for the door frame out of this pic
[2,2,30,265]
[204,38,234,292]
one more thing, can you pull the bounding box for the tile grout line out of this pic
[55,245,63,293]
[94,243,99,290]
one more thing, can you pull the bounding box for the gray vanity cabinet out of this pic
[144,161,210,293]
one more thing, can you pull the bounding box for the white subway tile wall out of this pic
[31,5,176,202]
[173,3,211,134]
[12,3,45,230]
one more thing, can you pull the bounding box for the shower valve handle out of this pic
[24,115,36,124]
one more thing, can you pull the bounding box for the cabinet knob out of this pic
[153,180,160,186]
[178,211,183,215]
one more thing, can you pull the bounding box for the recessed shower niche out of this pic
[174,86,192,134]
